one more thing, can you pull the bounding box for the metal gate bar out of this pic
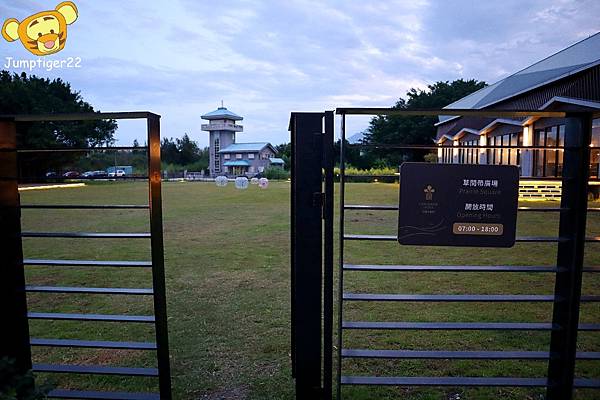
[289,112,336,399]
[290,112,325,398]
[323,111,335,399]
[334,108,600,399]
[0,119,32,376]
[0,112,172,400]
[547,114,594,399]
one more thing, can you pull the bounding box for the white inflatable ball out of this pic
[215,176,228,187]
[235,177,249,190]
[250,177,259,185]
[258,178,269,189]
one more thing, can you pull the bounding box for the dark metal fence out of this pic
[289,112,335,399]
[0,112,172,400]
[337,109,599,400]
[290,107,600,399]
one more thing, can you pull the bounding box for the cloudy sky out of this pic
[1,0,599,146]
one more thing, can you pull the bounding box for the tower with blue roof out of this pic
[202,104,280,177]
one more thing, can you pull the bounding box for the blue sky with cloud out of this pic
[1,0,599,146]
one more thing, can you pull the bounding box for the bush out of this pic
[423,152,438,163]
[162,160,209,173]
[0,358,53,400]
[334,166,398,176]
[184,160,209,172]
[264,167,289,180]
[333,166,399,183]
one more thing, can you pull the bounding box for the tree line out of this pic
[0,72,485,175]
[276,79,486,170]
[358,79,486,167]
[0,71,214,176]
[160,134,210,172]
[0,71,117,177]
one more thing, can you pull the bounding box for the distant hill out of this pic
[347,132,364,144]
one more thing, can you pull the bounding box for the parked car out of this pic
[82,170,108,179]
[62,171,80,178]
[108,169,126,177]
[93,170,108,178]
[45,171,57,178]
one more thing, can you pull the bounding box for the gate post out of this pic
[322,111,335,399]
[546,113,593,399]
[147,115,173,400]
[290,112,325,399]
[0,119,32,373]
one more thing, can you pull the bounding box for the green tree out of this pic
[0,71,117,148]
[176,133,200,165]
[363,79,486,165]
[333,139,377,169]
[275,142,291,170]
[160,137,179,164]
[0,71,117,176]
[194,146,210,171]
[160,135,208,172]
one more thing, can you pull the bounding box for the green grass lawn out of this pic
[19,181,599,399]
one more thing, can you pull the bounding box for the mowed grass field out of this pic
[19,181,600,399]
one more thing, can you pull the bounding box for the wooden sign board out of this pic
[398,163,519,247]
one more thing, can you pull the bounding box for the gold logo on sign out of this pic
[424,185,435,201]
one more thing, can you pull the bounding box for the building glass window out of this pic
[502,134,510,164]
[546,126,558,177]
[248,153,255,160]
[509,133,520,166]
[236,153,243,159]
[223,153,230,160]
[533,124,564,177]
[493,136,501,165]
[591,119,600,178]
[214,137,221,173]
[460,139,478,164]
[534,129,545,176]
[498,135,503,164]
[466,141,471,164]
[558,125,565,176]
[441,145,452,163]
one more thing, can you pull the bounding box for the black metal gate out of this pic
[290,108,600,399]
[0,112,172,400]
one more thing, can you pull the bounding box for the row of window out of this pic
[214,137,221,173]
[533,125,564,177]
[224,166,265,174]
[440,146,453,164]
[442,134,524,165]
[223,153,256,160]
[488,133,522,166]
[440,120,600,178]
[458,140,479,164]
[221,152,274,161]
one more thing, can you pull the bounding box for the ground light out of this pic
[18,183,85,191]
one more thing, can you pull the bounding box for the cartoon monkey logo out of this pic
[2,2,78,56]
